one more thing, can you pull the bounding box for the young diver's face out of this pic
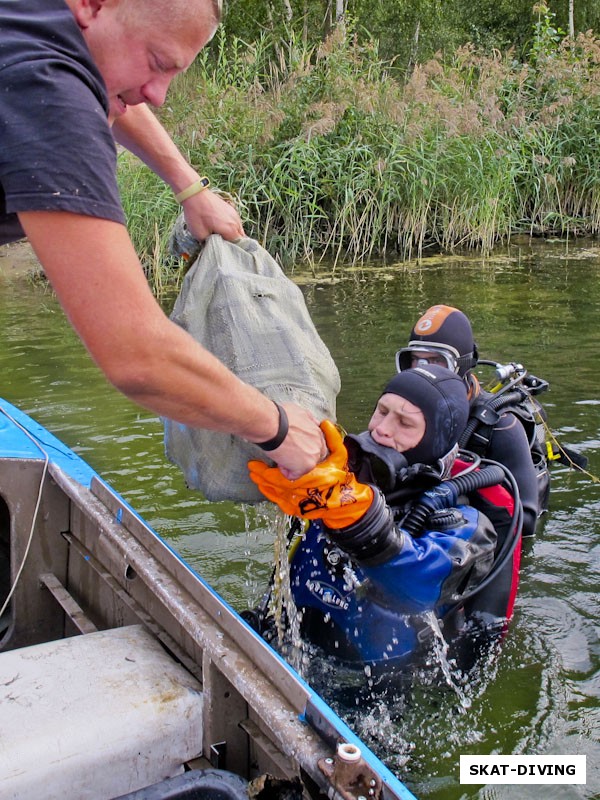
[368,394,426,453]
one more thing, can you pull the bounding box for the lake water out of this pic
[0,237,598,799]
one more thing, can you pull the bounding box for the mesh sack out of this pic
[163,232,340,502]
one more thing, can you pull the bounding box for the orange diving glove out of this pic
[248,420,374,529]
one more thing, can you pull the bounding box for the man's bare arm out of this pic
[112,104,244,241]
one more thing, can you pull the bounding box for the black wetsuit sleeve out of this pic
[324,489,402,566]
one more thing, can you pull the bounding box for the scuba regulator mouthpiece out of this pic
[344,431,409,493]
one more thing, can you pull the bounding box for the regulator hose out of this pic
[403,458,522,606]
[402,464,506,537]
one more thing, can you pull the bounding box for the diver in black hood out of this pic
[249,366,522,674]
[396,304,549,537]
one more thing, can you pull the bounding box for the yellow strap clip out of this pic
[546,441,561,461]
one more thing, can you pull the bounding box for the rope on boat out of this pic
[0,405,49,619]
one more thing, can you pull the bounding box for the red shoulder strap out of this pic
[451,459,515,514]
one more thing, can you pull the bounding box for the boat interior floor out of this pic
[0,625,205,800]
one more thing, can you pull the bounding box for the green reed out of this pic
[118,22,600,279]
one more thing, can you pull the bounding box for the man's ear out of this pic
[70,0,108,29]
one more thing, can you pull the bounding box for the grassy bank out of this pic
[118,17,600,280]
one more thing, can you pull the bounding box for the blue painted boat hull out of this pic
[0,397,417,800]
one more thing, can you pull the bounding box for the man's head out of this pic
[368,365,469,465]
[69,0,220,119]
[396,305,478,378]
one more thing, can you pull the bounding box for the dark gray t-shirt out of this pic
[0,0,126,244]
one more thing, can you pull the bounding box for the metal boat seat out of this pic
[0,625,203,800]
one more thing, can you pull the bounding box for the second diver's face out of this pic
[409,349,457,371]
[79,0,217,120]
[368,394,426,453]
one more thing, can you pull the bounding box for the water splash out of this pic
[271,514,298,638]
[422,611,472,710]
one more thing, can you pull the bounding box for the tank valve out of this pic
[494,361,524,381]
[318,742,382,799]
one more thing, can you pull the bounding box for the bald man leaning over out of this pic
[0,0,326,477]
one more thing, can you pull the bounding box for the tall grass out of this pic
[118,18,600,278]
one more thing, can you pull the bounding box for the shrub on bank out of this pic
[118,20,600,280]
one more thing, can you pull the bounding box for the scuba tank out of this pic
[461,360,547,455]
[461,360,587,527]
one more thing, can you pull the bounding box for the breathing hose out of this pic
[402,464,506,537]
[401,458,523,606]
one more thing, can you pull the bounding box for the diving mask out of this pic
[395,344,460,374]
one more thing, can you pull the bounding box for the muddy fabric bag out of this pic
[163,234,340,503]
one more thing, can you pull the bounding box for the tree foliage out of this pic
[220,0,599,70]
